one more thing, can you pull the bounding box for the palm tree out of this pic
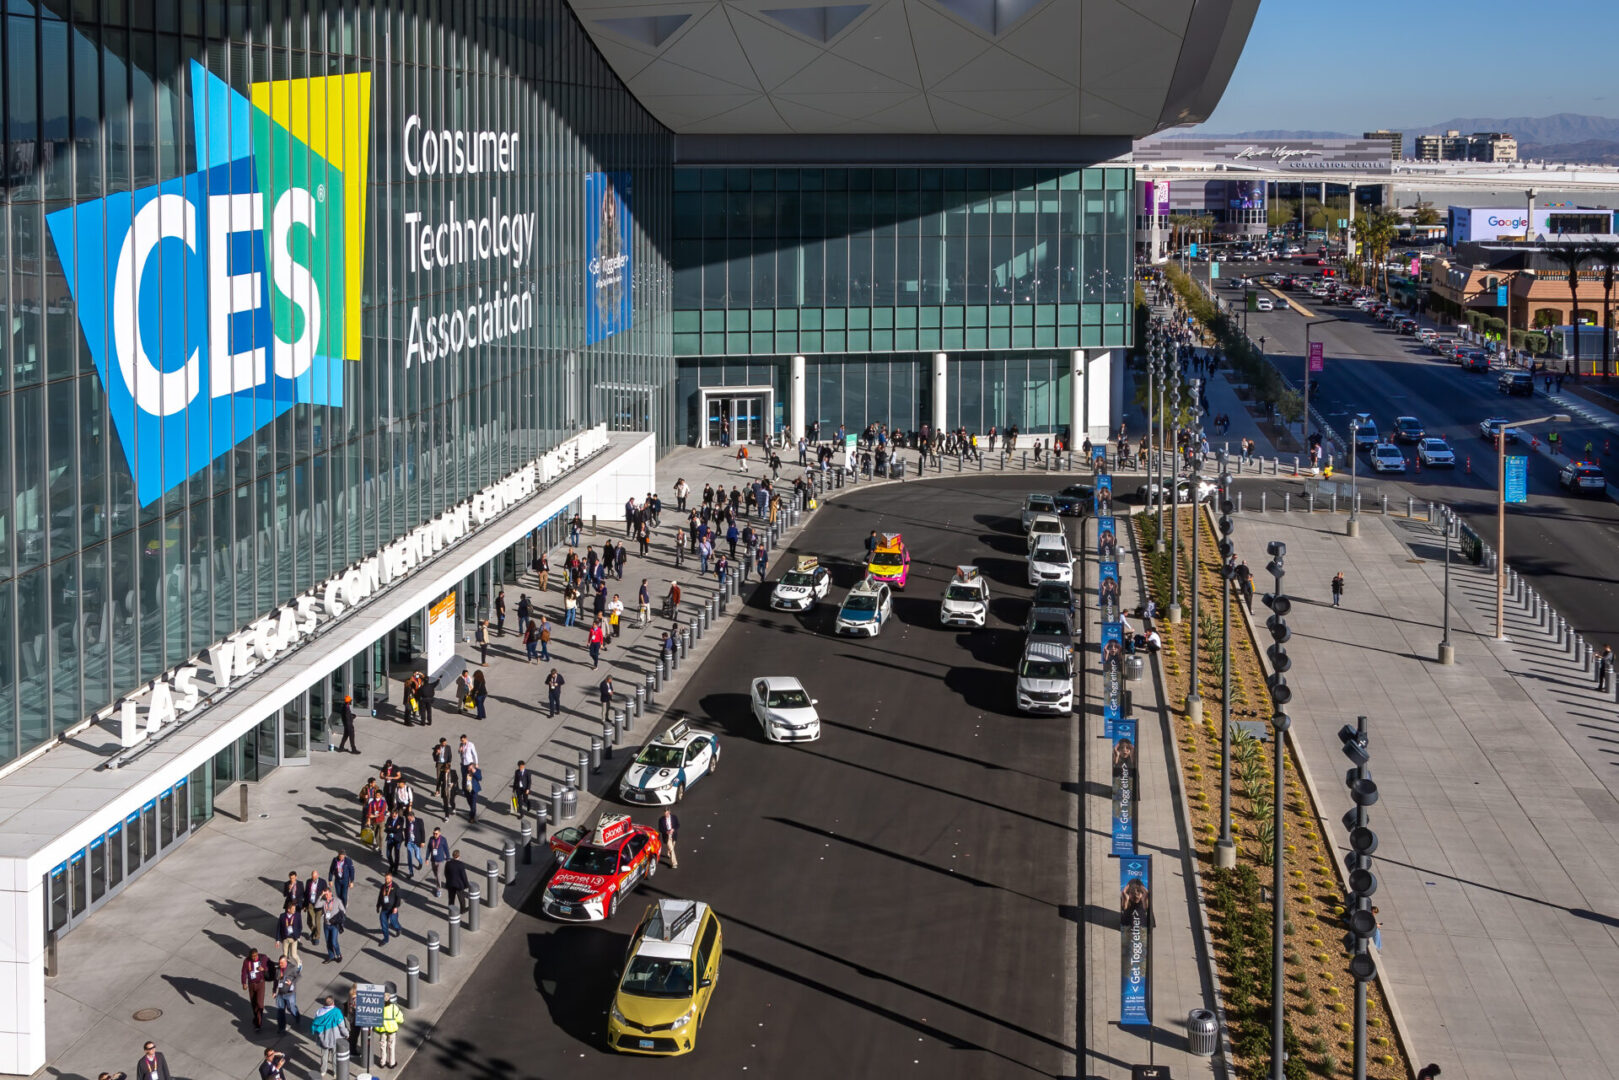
[1589,241,1619,379]
[1547,244,1598,376]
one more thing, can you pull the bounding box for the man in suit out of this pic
[275,902,301,965]
[376,874,403,946]
[134,1043,171,1080]
[328,851,356,905]
[241,947,273,1030]
[512,761,533,819]
[658,807,680,869]
[427,827,450,899]
[444,849,471,913]
[405,810,426,878]
[302,870,326,943]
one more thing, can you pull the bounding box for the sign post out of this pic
[1504,455,1529,504]
[355,983,386,1074]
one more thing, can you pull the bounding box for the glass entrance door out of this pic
[280,694,310,767]
[732,397,762,444]
[706,397,731,447]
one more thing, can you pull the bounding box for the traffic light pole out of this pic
[1340,714,1379,1080]
[1262,543,1292,1080]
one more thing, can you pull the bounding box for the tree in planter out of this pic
[1547,243,1598,375]
[1590,241,1619,379]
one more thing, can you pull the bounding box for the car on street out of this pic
[618,720,721,806]
[1559,460,1607,495]
[1025,513,1066,552]
[1027,535,1074,586]
[1255,297,1274,311]
[1020,494,1057,531]
[1479,418,1522,443]
[607,898,723,1056]
[749,675,822,742]
[1370,443,1407,473]
[769,555,831,611]
[1135,477,1217,504]
[1498,371,1533,396]
[1351,414,1379,450]
[542,814,662,922]
[1023,605,1076,650]
[865,532,911,589]
[1416,438,1455,467]
[835,578,892,636]
[1015,639,1075,715]
[1032,581,1075,616]
[1393,416,1425,442]
[1461,351,1490,372]
[1050,483,1093,517]
[939,565,990,628]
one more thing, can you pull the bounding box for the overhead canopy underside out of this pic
[566,0,1258,138]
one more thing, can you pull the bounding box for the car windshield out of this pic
[1376,448,1400,459]
[780,571,815,587]
[1026,499,1055,511]
[1035,589,1070,606]
[766,688,812,708]
[946,585,982,602]
[620,956,695,999]
[636,745,684,768]
[843,594,878,612]
[1422,440,1448,451]
[563,845,621,876]
[1031,521,1060,533]
[1030,619,1069,637]
[870,552,904,567]
[1032,547,1068,564]
[1021,658,1070,679]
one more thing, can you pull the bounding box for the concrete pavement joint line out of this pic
[1218,503,1426,1074]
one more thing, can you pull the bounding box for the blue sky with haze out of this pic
[1196,0,1617,134]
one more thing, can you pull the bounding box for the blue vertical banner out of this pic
[1119,855,1153,1026]
[1101,621,1123,738]
[1098,560,1120,624]
[1096,515,1117,561]
[1111,718,1138,855]
[585,171,633,344]
[1093,474,1113,516]
[1504,455,1528,504]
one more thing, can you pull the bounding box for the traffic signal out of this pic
[1343,715,1380,984]
[1261,547,1291,711]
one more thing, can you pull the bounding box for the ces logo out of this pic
[48,61,371,506]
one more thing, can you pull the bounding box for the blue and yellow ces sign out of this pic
[48,61,372,506]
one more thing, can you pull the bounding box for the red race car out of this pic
[541,813,663,921]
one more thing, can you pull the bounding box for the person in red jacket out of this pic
[240,947,273,1030]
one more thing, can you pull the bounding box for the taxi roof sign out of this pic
[875,532,903,549]
[665,718,692,743]
[593,813,634,846]
[795,555,819,572]
[952,565,982,583]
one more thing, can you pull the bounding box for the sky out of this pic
[1195,0,1619,134]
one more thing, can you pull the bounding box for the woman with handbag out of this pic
[471,670,488,720]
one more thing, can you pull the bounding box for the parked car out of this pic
[1498,371,1533,396]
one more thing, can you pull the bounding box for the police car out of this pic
[939,565,990,628]
[618,719,721,805]
[769,555,831,611]
[835,578,893,636]
[1559,460,1607,495]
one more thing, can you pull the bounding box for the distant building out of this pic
[1363,129,1402,161]
[1415,130,1518,163]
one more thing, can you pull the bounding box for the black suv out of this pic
[1498,371,1533,396]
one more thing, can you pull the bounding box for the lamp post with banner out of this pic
[1495,414,1569,638]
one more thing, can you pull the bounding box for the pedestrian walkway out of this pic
[1082,512,1219,1078]
[38,446,888,1080]
[1228,503,1619,1080]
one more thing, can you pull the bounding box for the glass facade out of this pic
[671,166,1135,357]
[0,0,674,769]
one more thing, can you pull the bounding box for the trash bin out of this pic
[1125,655,1145,683]
[1187,1008,1219,1056]
[890,459,906,480]
[560,786,578,822]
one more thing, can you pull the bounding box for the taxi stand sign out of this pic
[1505,455,1529,504]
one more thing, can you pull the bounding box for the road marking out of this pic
[1265,284,1315,318]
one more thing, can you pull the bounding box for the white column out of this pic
[1525,188,1537,241]
[931,352,948,432]
[1069,350,1086,442]
[789,355,806,442]
[0,869,47,1074]
[1085,349,1114,443]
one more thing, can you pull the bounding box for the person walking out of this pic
[563,585,578,627]
[363,788,387,853]
[272,956,301,1034]
[405,809,424,877]
[1330,571,1346,608]
[600,675,616,724]
[336,695,358,754]
[457,735,479,787]
[658,807,680,868]
[329,850,355,905]
[588,619,605,668]
[464,764,483,823]
[512,760,533,819]
[318,886,345,962]
[1597,645,1614,692]
[373,992,405,1069]
[302,869,326,944]
[546,669,565,717]
[523,618,540,663]
[674,477,689,511]
[426,827,450,898]
[537,615,552,661]
[445,850,470,913]
[609,594,624,638]
[476,619,490,665]
[431,738,452,802]
[241,947,272,1031]
[275,902,301,965]
[311,997,349,1076]
[736,443,749,472]
[376,873,403,946]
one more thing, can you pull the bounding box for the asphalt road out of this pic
[401,478,1081,1080]
[1190,258,1619,646]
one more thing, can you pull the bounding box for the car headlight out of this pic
[669,1006,698,1031]
[611,1005,628,1025]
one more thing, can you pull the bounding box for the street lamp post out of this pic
[1186,381,1205,721]
[1154,345,1168,551]
[1347,417,1361,538]
[1494,413,1570,639]
[1215,458,1236,870]
[1168,376,1184,623]
[1302,317,1343,453]
[1439,506,1455,665]
[1261,543,1293,1080]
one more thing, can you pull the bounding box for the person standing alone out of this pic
[1598,645,1614,692]
[1330,571,1346,609]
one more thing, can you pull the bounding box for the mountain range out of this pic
[1156,113,1619,164]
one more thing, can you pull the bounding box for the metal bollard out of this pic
[564,764,578,789]
[1237,490,1244,513]
[654,659,665,692]
[1407,496,1414,518]
[1260,491,1267,513]
[1380,494,1388,515]
[1022,451,1028,469]
[1584,639,1593,672]
[1307,492,1315,513]
[1428,502,1436,524]
[405,955,420,1009]
[622,705,635,736]
[695,607,705,637]
[520,820,534,864]
[717,585,727,615]
[601,721,614,758]
[679,627,689,659]
[425,931,440,983]
[613,711,626,745]
[550,783,564,824]
[635,685,645,716]
[502,841,518,884]
[1284,492,1291,513]
[336,1046,350,1080]
[484,860,500,906]
[446,903,461,956]
[467,884,482,931]
[1331,491,1338,514]
[581,745,594,777]
[645,672,655,707]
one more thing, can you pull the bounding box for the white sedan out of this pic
[1416,438,1455,467]
[618,720,721,805]
[770,561,831,611]
[1370,443,1407,473]
[750,676,821,743]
